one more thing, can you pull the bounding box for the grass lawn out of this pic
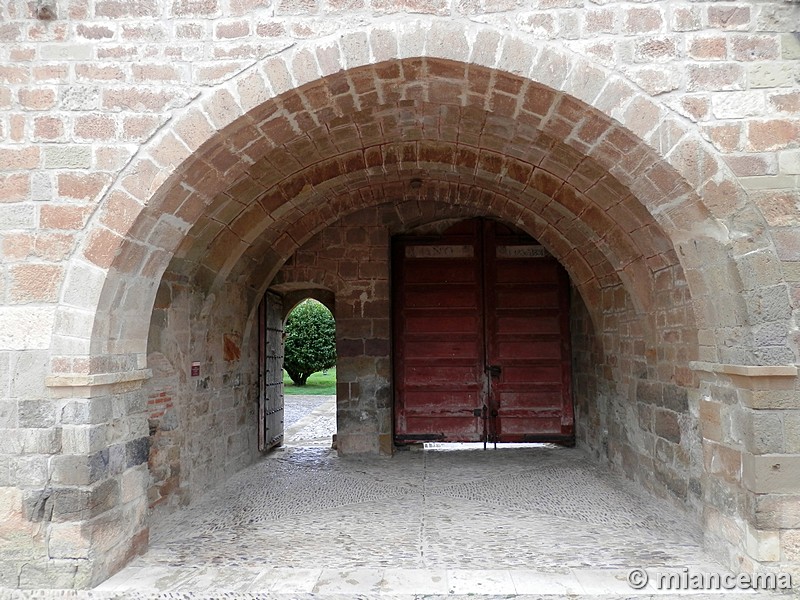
[283,367,336,395]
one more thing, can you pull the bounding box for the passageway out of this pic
[96,403,735,596]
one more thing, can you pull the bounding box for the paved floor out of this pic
[6,397,787,599]
[283,394,335,430]
[283,394,337,448]
[76,396,793,598]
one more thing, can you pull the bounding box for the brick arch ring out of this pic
[49,18,793,383]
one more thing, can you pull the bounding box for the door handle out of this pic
[486,365,502,377]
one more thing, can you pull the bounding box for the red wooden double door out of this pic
[393,219,574,445]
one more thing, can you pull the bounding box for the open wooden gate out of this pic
[392,219,573,445]
[258,291,285,451]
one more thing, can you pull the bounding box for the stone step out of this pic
[0,592,787,600]
[4,567,792,599]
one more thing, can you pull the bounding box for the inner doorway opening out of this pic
[282,299,338,449]
[258,293,338,452]
[393,218,574,448]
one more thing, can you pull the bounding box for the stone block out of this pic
[0,307,56,351]
[748,63,797,88]
[0,456,11,486]
[336,433,379,455]
[51,450,110,486]
[752,321,789,347]
[740,174,799,192]
[125,391,148,415]
[655,408,681,443]
[59,262,105,312]
[378,433,393,455]
[704,510,745,566]
[743,284,792,322]
[22,487,53,523]
[704,476,745,517]
[10,427,62,454]
[662,383,689,412]
[13,455,48,486]
[0,400,18,428]
[0,204,35,231]
[48,522,90,559]
[711,90,766,119]
[743,453,800,493]
[0,428,22,455]
[226,430,248,458]
[340,31,369,69]
[60,399,114,425]
[741,410,784,454]
[43,145,92,169]
[82,505,140,557]
[120,464,149,504]
[745,523,781,562]
[779,150,800,175]
[61,424,109,454]
[687,63,744,92]
[0,560,18,587]
[636,379,662,405]
[703,441,741,484]
[125,436,150,467]
[781,33,800,60]
[40,44,93,60]
[50,478,120,522]
[108,442,127,476]
[785,412,800,453]
[0,487,33,528]
[752,493,800,529]
[18,558,93,589]
[735,249,786,291]
[782,529,800,562]
[17,399,57,429]
[654,437,674,463]
[699,399,722,441]
[653,460,688,499]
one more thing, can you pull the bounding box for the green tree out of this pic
[283,299,336,386]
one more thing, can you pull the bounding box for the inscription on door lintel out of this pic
[497,245,550,259]
[406,245,474,258]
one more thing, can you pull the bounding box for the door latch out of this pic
[486,365,502,377]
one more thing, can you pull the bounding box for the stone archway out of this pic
[52,26,790,374]
[37,22,797,588]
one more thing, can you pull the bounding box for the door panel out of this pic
[258,291,285,452]
[393,223,485,442]
[484,221,573,444]
[403,287,478,308]
[393,218,573,445]
[404,315,481,334]
[495,314,561,334]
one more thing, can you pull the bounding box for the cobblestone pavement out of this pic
[283,395,336,448]
[4,399,794,599]
[283,394,334,429]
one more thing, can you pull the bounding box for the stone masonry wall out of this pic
[272,205,396,455]
[571,274,703,517]
[144,277,259,512]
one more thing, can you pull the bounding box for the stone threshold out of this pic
[89,565,781,597]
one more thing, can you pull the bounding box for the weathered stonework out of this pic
[0,0,798,588]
